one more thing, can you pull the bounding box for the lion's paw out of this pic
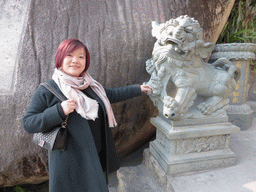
[197,97,229,115]
[197,102,213,115]
[163,96,181,119]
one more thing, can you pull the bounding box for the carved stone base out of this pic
[149,116,240,175]
[227,103,253,130]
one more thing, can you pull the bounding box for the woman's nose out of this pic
[72,57,78,63]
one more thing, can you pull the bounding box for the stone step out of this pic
[116,163,164,192]
[112,148,177,192]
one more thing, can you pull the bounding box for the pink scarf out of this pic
[52,69,117,127]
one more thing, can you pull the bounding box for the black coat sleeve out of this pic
[22,85,66,133]
[104,84,142,103]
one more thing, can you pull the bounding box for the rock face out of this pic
[0,0,235,186]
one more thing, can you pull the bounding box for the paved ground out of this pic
[168,116,256,192]
[108,101,256,192]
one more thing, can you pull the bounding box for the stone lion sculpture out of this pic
[145,15,241,120]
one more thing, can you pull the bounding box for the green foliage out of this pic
[217,0,256,43]
[14,186,27,192]
[225,28,256,43]
[0,181,49,192]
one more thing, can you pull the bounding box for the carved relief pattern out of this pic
[175,135,228,154]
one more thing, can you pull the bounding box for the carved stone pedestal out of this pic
[148,116,240,175]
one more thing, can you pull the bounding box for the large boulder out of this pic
[0,0,235,186]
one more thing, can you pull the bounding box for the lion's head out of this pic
[151,15,215,63]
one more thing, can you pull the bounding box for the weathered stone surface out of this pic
[116,149,176,192]
[0,0,235,186]
[248,72,256,101]
[0,0,30,94]
[112,95,158,156]
[117,163,165,192]
[0,154,49,187]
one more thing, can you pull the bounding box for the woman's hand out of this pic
[140,84,152,94]
[61,99,76,116]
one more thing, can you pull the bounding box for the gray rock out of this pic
[117,164,164,192]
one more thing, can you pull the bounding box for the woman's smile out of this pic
[69,64,80,69]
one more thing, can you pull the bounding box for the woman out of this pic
[23,39,151,192]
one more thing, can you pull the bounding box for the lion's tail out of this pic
[211,58,241,82]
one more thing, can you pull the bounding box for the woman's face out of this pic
[62,47,86,77]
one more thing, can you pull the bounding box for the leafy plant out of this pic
[14,186,27,192]
[0,181,49,192]
[226,28,256,43]
[217,0,256,44]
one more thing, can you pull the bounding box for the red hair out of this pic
[55,39,90,75]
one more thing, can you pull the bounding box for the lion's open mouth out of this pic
[164,38,187,55]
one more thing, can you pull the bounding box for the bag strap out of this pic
[41,82,69,127]
[41,82,66,101]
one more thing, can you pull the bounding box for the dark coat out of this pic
[23,79,142,192]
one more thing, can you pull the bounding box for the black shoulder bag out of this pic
[32,82,68,151]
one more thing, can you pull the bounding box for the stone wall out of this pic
[0,0,235,186]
